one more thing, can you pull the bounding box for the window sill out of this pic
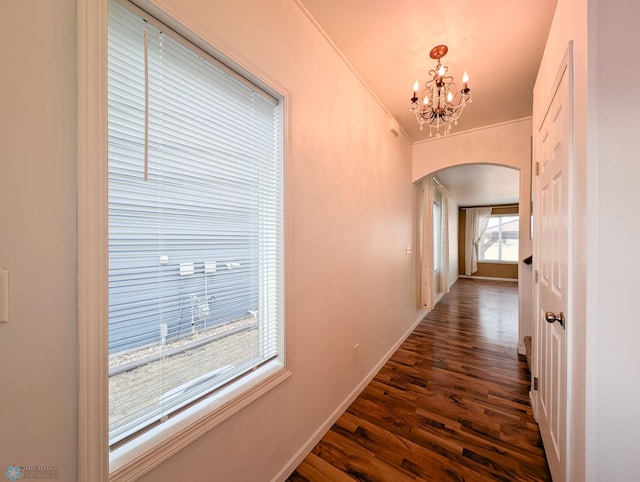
[478,260,518,265]
[108,363,292,481]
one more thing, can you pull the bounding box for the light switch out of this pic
[0,267,8,323]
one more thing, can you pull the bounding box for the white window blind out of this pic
[107,0,284,447]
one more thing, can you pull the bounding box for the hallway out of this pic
[288,278,550,481]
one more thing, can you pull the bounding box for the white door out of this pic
[534,58,570,481]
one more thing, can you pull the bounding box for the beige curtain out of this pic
[464,207,492,275]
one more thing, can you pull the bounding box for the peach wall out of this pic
[1,0,422,481]
[0,1,78,480]
[412,118,532,182]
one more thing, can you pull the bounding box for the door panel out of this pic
[534,59,570,482]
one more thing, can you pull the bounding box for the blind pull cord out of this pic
[143,26,149,181]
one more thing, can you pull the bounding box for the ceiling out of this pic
[297,0,557,206]
[434,164,520,207]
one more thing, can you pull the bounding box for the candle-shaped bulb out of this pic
[423,94,429,106]
[413,80,419,93]
[438,66,445,77]
[447,91,453,103]
[462,71,469,90]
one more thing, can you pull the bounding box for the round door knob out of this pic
[544,311,565,328]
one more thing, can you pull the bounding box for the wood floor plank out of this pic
[287,279,551,481]
[314,429,419,482]
[294,453,358,482]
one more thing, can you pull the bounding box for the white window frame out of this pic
[77,1,291,480]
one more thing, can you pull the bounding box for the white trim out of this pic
[271,312,426,482]
[584,12,599,480]
[77,0,109,480]
[565,41,575,482]
[458,275,518,283]
[413,116,533,146]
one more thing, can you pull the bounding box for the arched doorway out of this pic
[412,118,533,358]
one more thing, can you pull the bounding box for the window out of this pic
[107,0,284,451]
[478,215,519,262]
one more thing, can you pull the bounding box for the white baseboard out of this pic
[272,311,426,482]
[448,276,458,290]
[459,275,518,283]
[433,291,445,305]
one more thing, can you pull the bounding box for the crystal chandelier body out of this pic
[410,45,471,137]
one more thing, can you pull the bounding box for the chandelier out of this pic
[410,45,471,137]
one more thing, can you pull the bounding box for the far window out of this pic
[478,215,519,262]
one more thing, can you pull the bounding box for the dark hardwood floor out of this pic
[287,278,551,481]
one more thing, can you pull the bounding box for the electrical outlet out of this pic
[353,343,360,361]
